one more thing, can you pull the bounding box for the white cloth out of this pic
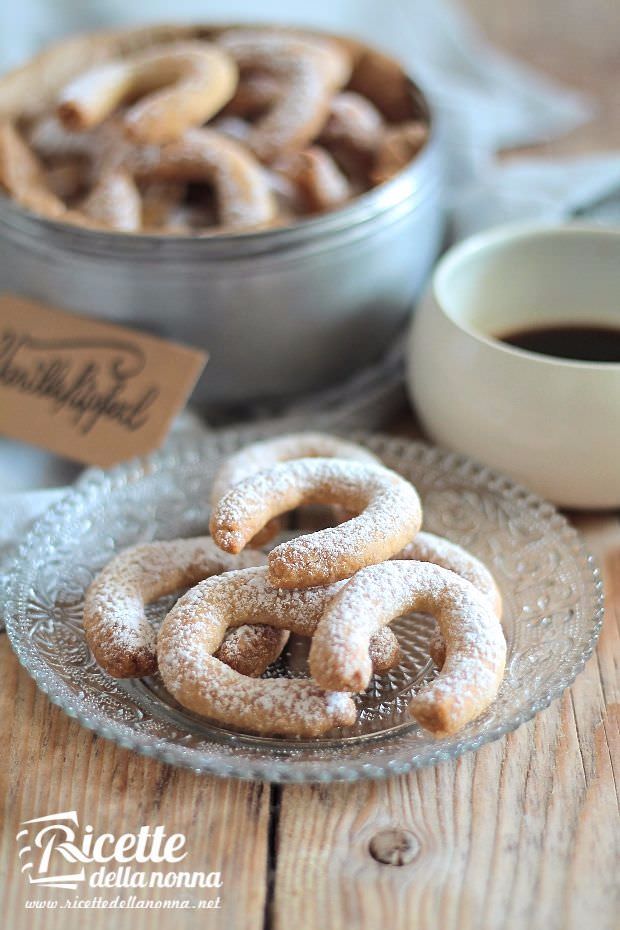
[1,0,619,593]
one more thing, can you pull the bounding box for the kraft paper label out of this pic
[0,293,207,467]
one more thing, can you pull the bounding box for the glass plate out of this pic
[3,431,604,782]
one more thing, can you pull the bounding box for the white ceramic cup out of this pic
[407,223,620,508]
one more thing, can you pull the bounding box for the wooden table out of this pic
[1,3,619,928]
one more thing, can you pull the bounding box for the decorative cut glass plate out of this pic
[3,431,604,782]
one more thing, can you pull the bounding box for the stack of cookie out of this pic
[0,25,429,234]
[83,432,506,738]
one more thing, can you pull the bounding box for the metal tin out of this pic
[0,99,443,411]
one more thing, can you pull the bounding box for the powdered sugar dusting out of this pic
[217,29,351,161]
[83,537,265,677]
[310,560,506,734]
[80,169,141,231]
[160,566,343,649]
[210,431,380,504]
[398,531,502,615]
[210,458,422,587]
[156,564,401,734]
[126,128,277,229]
[215,624,289,677]
[157,566,357,736]
[367,626,401,672]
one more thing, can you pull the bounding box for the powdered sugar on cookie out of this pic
[210,431,380,504]
[83,537,266,678]
[210,458,423,587]
[157,565,357,736]
[309,560,506,736]
[398,531,502,615]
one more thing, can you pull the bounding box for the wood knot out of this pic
[369,828,420,866]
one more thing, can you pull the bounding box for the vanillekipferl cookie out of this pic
[210,457,423,588]
[82,429,506,740]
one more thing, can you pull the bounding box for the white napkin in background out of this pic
[452,155,620,238]
[0,0,619,596]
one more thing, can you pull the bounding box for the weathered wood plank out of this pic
[270,514,619,930]
[0,637,270,930]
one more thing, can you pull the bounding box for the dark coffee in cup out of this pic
[498,324,620,363]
